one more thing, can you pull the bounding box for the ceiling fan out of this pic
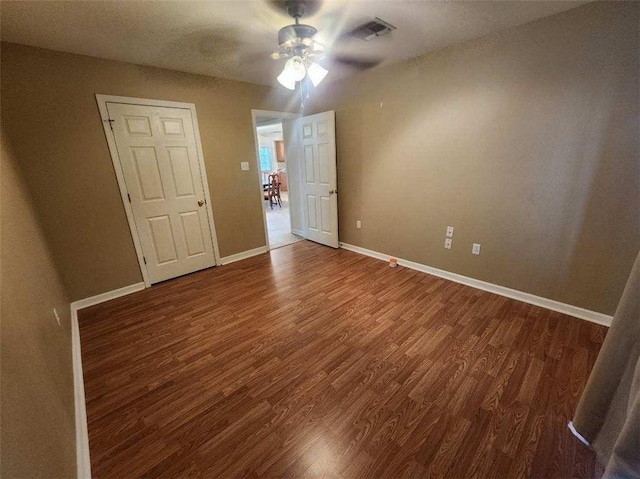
[270,0,327,89]
[270,0,394,90]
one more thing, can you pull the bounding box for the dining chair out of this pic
[267,173,282,209]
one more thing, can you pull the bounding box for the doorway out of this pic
[252,110,304,250]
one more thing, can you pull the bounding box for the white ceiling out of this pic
[0,1,590,87]
[257,122,284,139]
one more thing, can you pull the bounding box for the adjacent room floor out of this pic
[265,191,302,250]
[79,241,605,478]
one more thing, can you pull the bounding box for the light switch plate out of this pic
[240,161,249,171]
[472,243,481,255]
[356,220,362,229]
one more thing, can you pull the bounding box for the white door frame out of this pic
[251,109,302,251]
[96,94,221,288]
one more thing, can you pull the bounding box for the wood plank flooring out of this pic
[79,241,606,478]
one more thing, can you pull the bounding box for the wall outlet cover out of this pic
[356,220,362,229]
[445,238,452,249]
[446,226,454,238]
[240,161,250,171]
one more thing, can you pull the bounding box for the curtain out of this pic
[570,252,640,478]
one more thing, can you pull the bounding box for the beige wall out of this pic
[2,2,638,313]
[1,43,295,301]
[308,1,639,315]
[1,136,76,478]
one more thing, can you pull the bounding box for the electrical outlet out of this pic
[444,238,452,249]
[356,220,361,229]
[446,226,454,238]
[240,161,249,171]
[472,243,481,255]
[53,308,61,327]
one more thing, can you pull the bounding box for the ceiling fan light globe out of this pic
[277,69,296,90]
[308,62,328,86]
[285,56,307,82]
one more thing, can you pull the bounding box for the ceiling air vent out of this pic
[350,17,397,41]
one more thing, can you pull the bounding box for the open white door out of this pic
[301,110,339,248]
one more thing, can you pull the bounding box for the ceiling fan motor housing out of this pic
[278,24,318,49]
[272,1,325,65]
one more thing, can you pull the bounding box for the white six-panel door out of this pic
[107,102,216,283]
[301,111,339,248]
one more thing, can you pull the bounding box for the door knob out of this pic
[197,200,204,207]
[329,189,338,195]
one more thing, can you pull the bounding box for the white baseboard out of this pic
[71,282,145,311]
[71,306,92,479]
[340,242,612,327]
[220,246,268,265]
[568,421,591,447]
[292,228,305,237]
[70,281,145,479]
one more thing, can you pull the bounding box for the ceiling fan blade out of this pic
[332,55,383,70]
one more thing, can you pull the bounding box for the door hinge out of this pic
[104,117,115,131]
[127,193,131,203]
[143,256,147,265]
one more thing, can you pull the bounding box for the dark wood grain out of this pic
[79,241,606,478]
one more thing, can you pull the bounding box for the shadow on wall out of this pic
[561,71,640,313]
[1,135,76,478]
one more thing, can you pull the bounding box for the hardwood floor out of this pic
[79,241,606,478]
